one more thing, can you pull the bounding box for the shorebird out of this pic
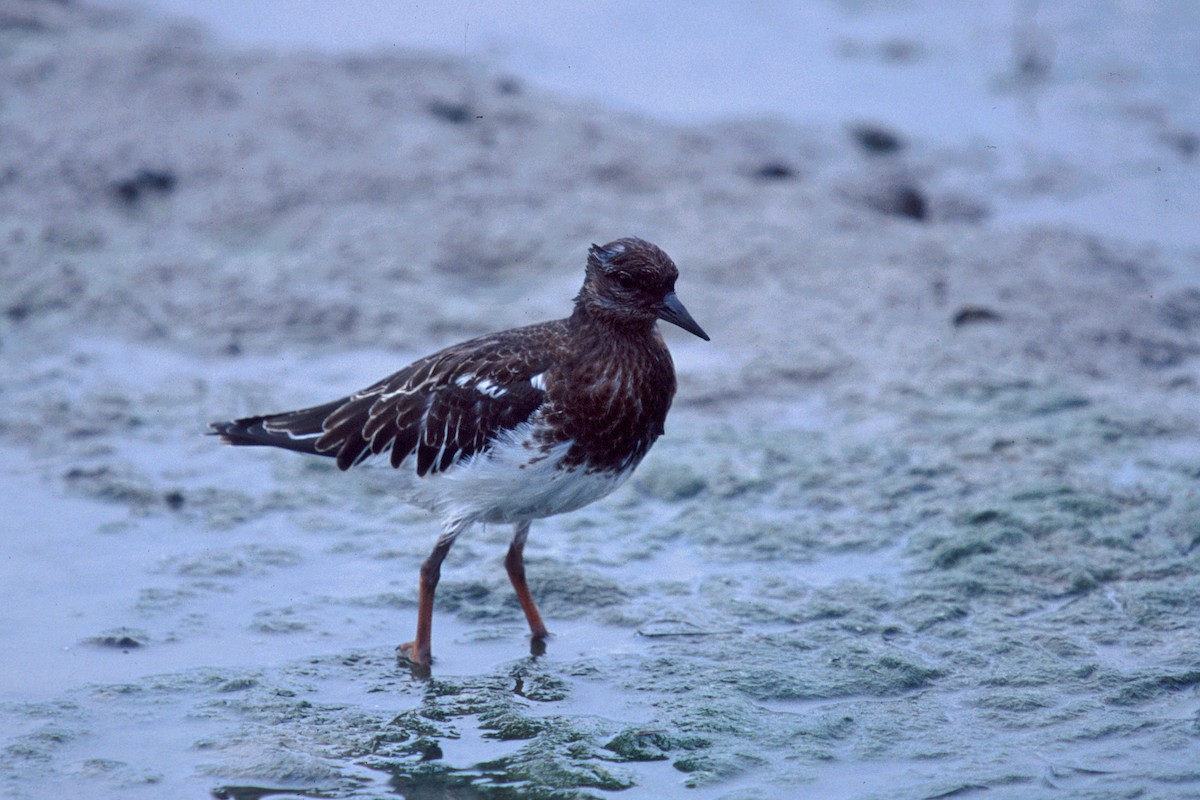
[211,237,708,667]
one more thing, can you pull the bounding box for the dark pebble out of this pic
[893,184,926,220]
[111,168,177,204]
[427,100,472,124]
[851,124,904,154]
[953,306,1003,327]
[754,162,796,180]
[868,182,926,220]
[89,634,145,650]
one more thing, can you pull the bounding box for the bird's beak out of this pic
[658,292,710,341]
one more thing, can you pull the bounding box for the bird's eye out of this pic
[615,271,636,289]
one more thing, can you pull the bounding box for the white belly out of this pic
[366,420,635,525]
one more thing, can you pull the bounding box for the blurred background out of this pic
[128,0,1200,247]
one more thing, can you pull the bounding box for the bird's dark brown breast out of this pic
[543,329,677,472]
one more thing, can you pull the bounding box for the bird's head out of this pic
[576,237,709,340]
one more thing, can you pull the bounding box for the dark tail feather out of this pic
[209,398,347,456]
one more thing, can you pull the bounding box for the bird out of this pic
[210,237,709,668]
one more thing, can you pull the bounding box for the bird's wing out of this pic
[211,322,563,474]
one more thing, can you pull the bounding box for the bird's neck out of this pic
[566,301,657,344]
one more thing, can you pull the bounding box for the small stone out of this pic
[850,123,904,154]
[753,162,796,180]
[952,306,1003,327]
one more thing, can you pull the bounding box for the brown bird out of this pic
[211,237,708,667]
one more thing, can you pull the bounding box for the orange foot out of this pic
[398,640,433,675]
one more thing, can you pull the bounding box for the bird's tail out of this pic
[209,398,346,456]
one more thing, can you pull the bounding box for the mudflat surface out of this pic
[2,3,1199,799]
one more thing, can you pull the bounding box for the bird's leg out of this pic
[505,520,549,651]
[399,518,468,668]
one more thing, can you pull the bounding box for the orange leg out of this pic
[505,521,549,644]
[399,519,467,668]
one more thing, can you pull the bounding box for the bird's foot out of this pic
[529,630,550,658]
[397,640,433,677]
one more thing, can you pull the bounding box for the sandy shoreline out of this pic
[2,3,1199,798]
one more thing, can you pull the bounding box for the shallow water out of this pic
[4,338,1200,798]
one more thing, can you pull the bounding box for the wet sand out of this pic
[2,3,1199,798]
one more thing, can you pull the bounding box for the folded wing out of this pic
[211,326,560,475]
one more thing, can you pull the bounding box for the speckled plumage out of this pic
[211,237,708,668]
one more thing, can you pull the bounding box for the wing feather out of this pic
[210,320,566,475]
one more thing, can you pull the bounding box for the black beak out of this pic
[658,292,710,341]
